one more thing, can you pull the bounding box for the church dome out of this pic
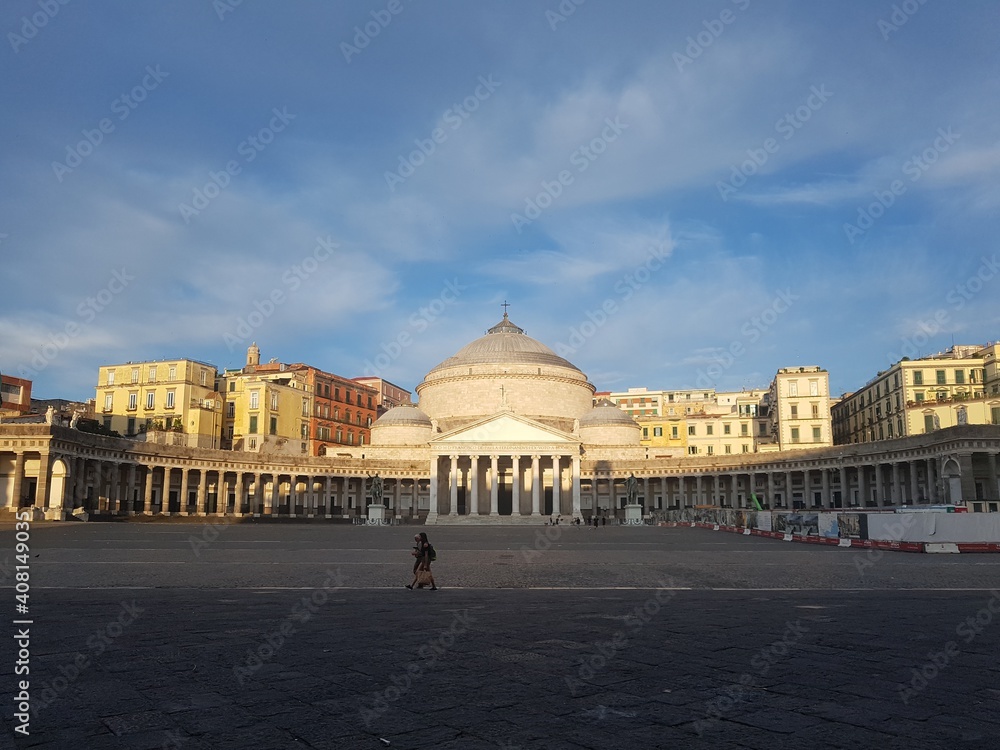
[425,313,583,375]
[373,404,431,426]
[415,310,595,434]
[579,399,640,427]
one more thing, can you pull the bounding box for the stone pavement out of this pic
[2,522,999,749]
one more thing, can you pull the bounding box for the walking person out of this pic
[406,532,438,590]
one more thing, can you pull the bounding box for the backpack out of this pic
[428,545,437,562]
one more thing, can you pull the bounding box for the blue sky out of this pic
[2,0,998,403]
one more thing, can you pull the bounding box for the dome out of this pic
[579,399,640,428]
[425,313,583,375]
[373,404,432,426]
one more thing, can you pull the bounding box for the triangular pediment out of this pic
[432,412,578,446]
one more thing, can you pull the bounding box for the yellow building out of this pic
[95,359,221,448]
[767,366,832,450]
[833,344,1000,444]
[220,364,312,455]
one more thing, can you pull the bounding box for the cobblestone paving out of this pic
[2,522,999,749]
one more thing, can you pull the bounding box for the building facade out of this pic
[353,376,412,415]
[95,359,221,448]
[833,344,1000,445]
[0,375,32,417]
[767,366,833,451]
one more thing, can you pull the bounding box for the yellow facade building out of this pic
[833,344,1000,445]
[220,364,312,455]
[95,359,222,448]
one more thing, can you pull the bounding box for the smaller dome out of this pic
[579,399,639,428]
[373,404,432,427]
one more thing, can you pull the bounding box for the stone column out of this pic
[531,455,541,516]
[470,456,479,516]
[572,456,582,518]
[428,458,439,520]
[267,474,278,515]
[784,470,794,508]
[987,452,999,501]
[35,452,54,510]
[449,455,459,516]
[875,464,885,507]
[234,472,245,516]
[711,474,719,506]
[392,477,401,518]
[890,462,902,505]
[838,465,849,508]
[512,455,521,516]
[125,464,137,514]
[551,456,561,516]
[821,468,831,509]
[909,461,920,505]
[142,465,154,514]
[859,464,870,507]
[10,452,25,509]
[179,467,190,515]
[196,470,209,515]
[642,476,650,512]
[767,472,775,509]
[489,455,499,516]
[695,475,703,506]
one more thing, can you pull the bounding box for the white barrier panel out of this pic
[867,513,1000,543]
[925,543,961,554]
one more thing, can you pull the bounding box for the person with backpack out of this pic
[406,532,438,590]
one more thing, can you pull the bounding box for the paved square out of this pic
[3,522,1000,749]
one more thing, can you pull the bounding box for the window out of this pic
[955,370,965,384]
[104,393,114,411]
[707,446,714,455]
[706,425,714,436]
[131,368,139,383]
[790,405,798,419]
[643,427,648,438]
[992,406,1000,425]
[688,446,697,455]
[336,427,343,442]
[687,425,696,436]
[653,427,663,437]
[249,415,258,433]
[169,366,177,381]
[106,370,115,385]
[302,398,309,417]
[348,431,355,445]
[249,391,259,409]
[788,381,798,396]
[166,390,175,409]
[809,380,819,396]
[270,393,279,411]
[924,414,936,432]
[812,404,819,418]
[741,423,749,436]
[790,427,800,443]
[148,367,157,383]
[368,396,373,409]
[127,417,135,435]
[345,410,352,425]
[227,402,235,418]
[723,423,731,435]
[269,417,277,435]
[199,370,206,386]
[915,392,925,403]
[334,388,340,401]
[128,393,137,410]
[936,370,946,385]
[671,426,678,439]
[742,444,750,453]
[724,445,731,454]
[145,392,155,409]
[301,423,308,438]
[229,381,235,392]
[334,407,340,420]
[913,370,923,385]
[812,426,821,441]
